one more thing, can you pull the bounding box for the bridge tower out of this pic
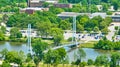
[27,24,32,55]
[72,16,77,45]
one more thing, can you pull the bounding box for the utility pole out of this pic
[28,24,32,55]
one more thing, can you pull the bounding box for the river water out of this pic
[0,41,117,63]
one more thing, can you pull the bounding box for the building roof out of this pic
[57,12,90,17]
[111,15,120,18]
[46,1,58,3]
[57,12,107,18]
[20,7,49,11]
[31,0,40,3]
[90,12,107,18]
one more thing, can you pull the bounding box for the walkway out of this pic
[43,42,81,53]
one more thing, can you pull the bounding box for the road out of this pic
[106,22,120,41]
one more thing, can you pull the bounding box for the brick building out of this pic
[54,3,72,8]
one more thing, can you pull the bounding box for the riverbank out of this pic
[79,41,97,48]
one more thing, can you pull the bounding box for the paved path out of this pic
[106,22,120,41]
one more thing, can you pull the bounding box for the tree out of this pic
[36,22,51,38]
[93,26,99,32]
[87,59,94,65]
[26,53,32,62]
[43,2,49,7]
[95,55,109,66]
[77,23,84,32]
[50,28,64,46]
[33,56,39,67]
[75,48,86,65]
[112,0,119,11]
[9,27,22,41]
[59,20,71,30]
[0,30,5,41]
[0,48,8,59]
[101,27,109,34]
[102,3,108,12]
[2,14,8,23]
[110,52,120,67]
[5,51,25,64]
[1,61,11,67]
[118,29,120,35]
[32,39,48,61]
[115,26,118,30]
[1,26,6,34]
[44,49,60,67]
[79,61,87,67]
[56,48,67,63]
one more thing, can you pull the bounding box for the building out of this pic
[57,12,107,19]
[28,0,58,7]
[111,12,120,22]
[57,12,90,19]
[45,0,58,3]
[111,15,120,22]
[54,3,72,8]
[90,12,107,19]
[20,7,49,14]
[29,0,44,7]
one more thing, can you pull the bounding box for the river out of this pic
[0,41,117,63]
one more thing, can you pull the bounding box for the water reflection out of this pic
[0,41,119,63]
[67,48,119,63]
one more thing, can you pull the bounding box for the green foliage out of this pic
[106,11,113,15]
[117,29,120,35]
[115,26,118,30]
[102,3,109,12]
[93,26,99,32]
[56,48,67,63]
[9,27,22,41]
[26,53,32,62]
[74,48,86,65]
[59,20,71,30]
[95,55,109,66]
[36,21,52,38]
[1,61,11,67]
[33,56,39,66]
[87,59,94,65]
[110,52,120,67]
[44,49,60,66]
[79,61,87,67]
[43,2,49,7]
[77,23,84,32]
[0,26,6,34]
[101,27,109,34]
[94,39,120,50]
[112,0,119,10]
[51,28,64,46]
[0,30,5,41]
[0,48,8,58]
[32,39,48,61]
[5,51,25,64]
[67,37,72,42]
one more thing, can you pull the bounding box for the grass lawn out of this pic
[79,41,98,48]
[39,63,105,67]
